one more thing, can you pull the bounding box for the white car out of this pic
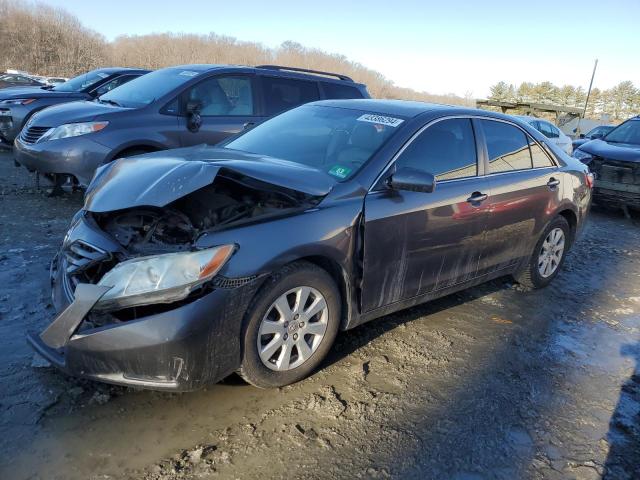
[514,116,573,154]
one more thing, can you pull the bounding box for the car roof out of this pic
[305,99,460,117]
[161,64,363,85]
[95,67,151,75]
[303,99,534,121]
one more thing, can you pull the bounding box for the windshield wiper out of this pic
[40,85,54,90]
[99,98,122,107]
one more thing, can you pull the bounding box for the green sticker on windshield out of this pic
[328,165,352,179]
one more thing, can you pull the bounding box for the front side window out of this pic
[184,76,254,116]
[224,105,402,180]
[395,118,477,181]
[483,120,533,173]
[262,77,320,115]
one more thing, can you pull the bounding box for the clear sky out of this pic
[40,0,639,97]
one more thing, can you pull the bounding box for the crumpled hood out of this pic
[580,139,640,163]
[84,145,337,212]
[0,86,86,101]
[29,100,127,126]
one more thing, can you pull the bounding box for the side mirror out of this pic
[387,167,436,193]
[186,101,202,133]
[579,133,585,139]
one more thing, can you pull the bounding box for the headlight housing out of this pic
[572,148,593,163]
[0,98,36,106]
[37,121,108,143]
[95,244,235,310]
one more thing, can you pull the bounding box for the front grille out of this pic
[590,156,640,185]
[20,125,51,144]
[61,240,113,298]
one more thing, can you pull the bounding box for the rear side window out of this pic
[322,82,364,99]
[396,118,477,181]
[529,141,555,168]
[262,77,320,115]
[538,121,560,139]
[482,120,532,173]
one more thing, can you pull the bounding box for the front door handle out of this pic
[467,192,488,204]
[547,177,560,189]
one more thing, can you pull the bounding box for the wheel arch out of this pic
[108,143,165,162]
[556,208,578,246]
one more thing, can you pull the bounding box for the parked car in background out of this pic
[0,67,149,146]
[573,116,640,209]
[514,115,573,154]
[29,100,591,391]
[0,73,44,90]
[572,125,615,150]
[14,64,370,188]
[44,77,68,86]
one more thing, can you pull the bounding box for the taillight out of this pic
[585,171,595,189]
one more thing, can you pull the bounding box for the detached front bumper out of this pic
[30,246,261,391]
[593,180,640,208]
[14,135,111,187]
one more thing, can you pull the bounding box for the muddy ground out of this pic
[0,148,638,480]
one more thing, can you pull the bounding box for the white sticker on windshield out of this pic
[357,113,404,127]
[179,71,199,77]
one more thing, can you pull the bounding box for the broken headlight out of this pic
[95,244,235,310]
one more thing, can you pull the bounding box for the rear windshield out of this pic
[224,105,404,181]
[603,119,640,145]
[99,68,199,108]
[53,70,111,92]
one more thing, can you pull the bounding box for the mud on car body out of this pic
[573,116,640,209]
[29,100,592,391]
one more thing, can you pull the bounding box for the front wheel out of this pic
[514,216,570,290]
[238,261,341,388]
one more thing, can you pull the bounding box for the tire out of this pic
[238,261,341,388]
[514,216,571,290]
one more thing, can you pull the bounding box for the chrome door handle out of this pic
[547,178,560,188]
[467,192,488,204]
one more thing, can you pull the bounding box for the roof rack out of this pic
[255,65,354,82]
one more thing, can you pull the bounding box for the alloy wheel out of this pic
[538,227,565,278]
[257,286,329,371]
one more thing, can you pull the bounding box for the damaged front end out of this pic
[589,156,640,209]
[29,147,335,390]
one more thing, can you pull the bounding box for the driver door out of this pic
[361,118,490,312]
[178,75,264,147]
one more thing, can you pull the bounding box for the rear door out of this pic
[361,117,490,312]
[178,74,263,146]
[478,118,561,273]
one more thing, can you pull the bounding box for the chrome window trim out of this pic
[368,114,559,193]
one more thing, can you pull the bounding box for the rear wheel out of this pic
[514,216,570,289]
[238,261,340,388]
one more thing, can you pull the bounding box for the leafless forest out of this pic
[0,0,471,105]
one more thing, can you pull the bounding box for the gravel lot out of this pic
[0,149,638,480]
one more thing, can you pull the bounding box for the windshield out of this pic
[99,68,198,108]
[53,70,111,92]
[224,105,404,181]
[604,120,640,145]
